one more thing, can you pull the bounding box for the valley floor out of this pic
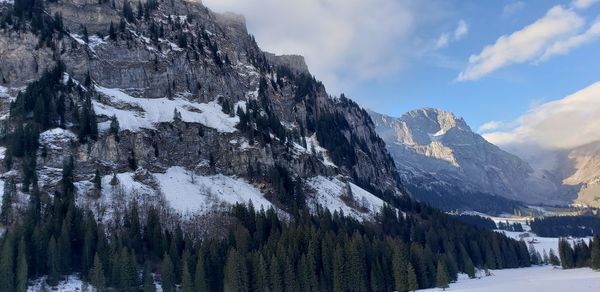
[421,266,600,291]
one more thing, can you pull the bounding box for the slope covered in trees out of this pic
[0,159,534,291]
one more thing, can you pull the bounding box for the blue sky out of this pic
[204,0,600,139]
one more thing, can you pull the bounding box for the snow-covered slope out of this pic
[369,108,561,207]
[94,85,241,133]
[306,176,387,220]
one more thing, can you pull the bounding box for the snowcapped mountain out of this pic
[0,0,402,221]
[369,108,563,211]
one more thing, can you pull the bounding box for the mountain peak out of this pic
[401,108,471,135]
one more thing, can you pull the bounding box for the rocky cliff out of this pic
[0,0,402,220]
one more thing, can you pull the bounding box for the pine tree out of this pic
[143,261,156,292]
[407,263,419,292]
[392,243,408,292]
[591,235,600,270]
[91,253,106,292]
[93,169,102,198]
[549,248,560,266]
[436,259,449,291]
[47,236,59,286]
[0,233,15,291]
[223,248,248,292]
[194,252,208,292]
[16,238,28,292]
[559,239,575,269]
[109,22,117,40]
[161,253,175,292]
[0,179,15,225]
[181,257,193,292]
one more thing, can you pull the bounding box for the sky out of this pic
[202,0,600,155]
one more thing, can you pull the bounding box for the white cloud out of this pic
[572,0,599,9]
[503,1,526,17]
[538,19,600,61]
[454,20,469,39]
[435,19,469,49]
[202,0,420,92]
[477,121,504,133]
[483,81,600,150]
[458,6,584,81]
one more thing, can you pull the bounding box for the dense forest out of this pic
[453,214,497,230]
[0,157,537,291]
[530,216,600,237]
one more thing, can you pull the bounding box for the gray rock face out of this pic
[0,0,402,214]
[370,108,562,205]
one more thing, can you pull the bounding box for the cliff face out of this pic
[0,0,402,218]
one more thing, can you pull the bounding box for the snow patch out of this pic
[94,86,239,132]
[294,134,336,167]
[306,176,386,221]
[154,166,273,215]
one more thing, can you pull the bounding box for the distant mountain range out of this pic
[369,108,585,213]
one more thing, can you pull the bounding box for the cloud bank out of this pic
[458,6,584,81]
[483,81,600,150]
[202,0,419,92]
[458,0,600,81]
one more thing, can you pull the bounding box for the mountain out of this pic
[369,108,563,212]
[0,0,403,221]
[541,141,600,207]
[0,1,544,290]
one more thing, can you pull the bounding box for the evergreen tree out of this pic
[591,236,600,270]
[0,179,15,225]
[0,233,15,291]
[161,253,175,292]
[109,22,117,40]
[16,238,27,292]
[549,248,561,266]
[181,256,193,292]
[223,248,248,292]
[143,262,156,292]
[194,252,208,291]
[436,259,449,291]
[91,253,106,292]
[123,0,135,22]
[93,169,102,198]
[47,236,59,286]
[407,263,419,292]
[559,239,575,269]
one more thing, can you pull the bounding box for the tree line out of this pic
[558,236,600,270]
[531,216,600,237]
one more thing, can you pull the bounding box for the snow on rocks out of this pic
[293,134,336,167]
[93,85,239,133]
[154,166,274,215]
[39,128,77,150]
[306,176,386,221]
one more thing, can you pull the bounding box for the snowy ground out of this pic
[421,266,600,291]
